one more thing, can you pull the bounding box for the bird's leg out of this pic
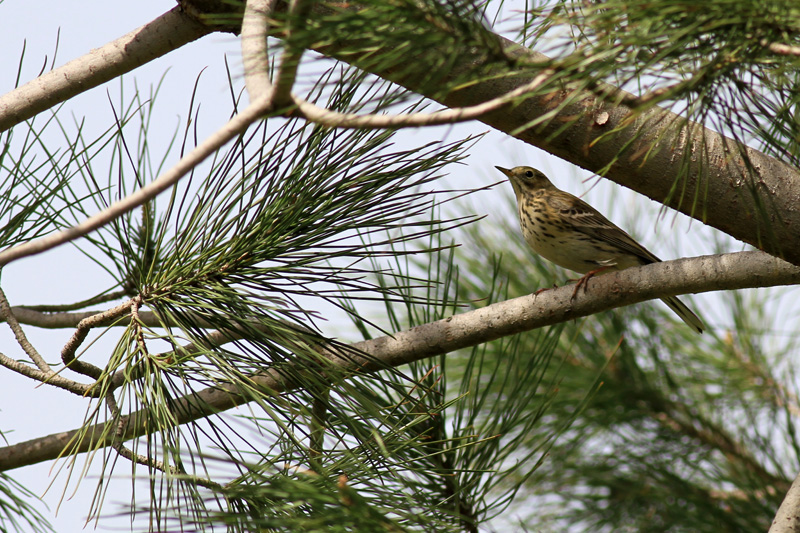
[569,266,612,299]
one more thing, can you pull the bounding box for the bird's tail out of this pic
[660,296,704,334]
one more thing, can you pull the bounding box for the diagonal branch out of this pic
[0,286,96,396]
[0,286,51,373]
[1,251,798,472]
[0,7,211,133]
[770,472,800,533]
[0,91,276,267]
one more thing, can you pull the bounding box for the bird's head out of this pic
[495,166,555,198]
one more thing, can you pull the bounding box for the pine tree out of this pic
[1,0,800,531]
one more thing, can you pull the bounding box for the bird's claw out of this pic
[569,266,611,300]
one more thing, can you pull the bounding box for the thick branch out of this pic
[0,7,210,133]
[1,251,798,472]
[771,472,800,533]
[299,11,800,265]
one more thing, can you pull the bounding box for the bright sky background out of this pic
[1,0,795,531]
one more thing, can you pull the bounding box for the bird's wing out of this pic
[546,190,661,263]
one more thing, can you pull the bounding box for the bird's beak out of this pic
[495,166,512,178]
[496,166,523,197]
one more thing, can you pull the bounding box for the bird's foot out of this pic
[569,266,612,300]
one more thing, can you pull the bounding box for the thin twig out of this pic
[129,300,149,358]
[243,0,550,129]
[272,0,313,107]
[61,298,139,380]
[0,288,95,396]
[105,391,222,491]
[19,289,130,313]
[0,289,99,396]
[0,286,51,373]
[290,73,552,129]
[0,348,93,396]
[241,0,280,101]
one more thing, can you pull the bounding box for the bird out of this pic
[496,165,704,334]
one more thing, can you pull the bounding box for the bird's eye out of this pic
[525,170,534,178]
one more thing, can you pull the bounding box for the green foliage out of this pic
[0,110,105,253]
[278,0,510,100]
[328,231,577,531]
[0,474,53,533]
[25,67,499,530]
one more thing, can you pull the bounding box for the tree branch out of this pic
[60,298,138,381]
[0,349,93,397]
[4,307,186,329]
[0,91,276,267]
[0,7,211,133]
[104,390,223,491]
[303,15,800,266]
[19,289,130,313]
[241,0,548,129]
[0,286,51,373]
[771,472,800,533]
[1,251,798,472]
[289,73,551,129]
[0,286,96,396]
[241,0,277,101]
[271,0,312,107]
[767,42,800,57]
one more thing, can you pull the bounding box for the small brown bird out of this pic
[497,165,704,334]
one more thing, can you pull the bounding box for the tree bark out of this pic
[771,472,800,533]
